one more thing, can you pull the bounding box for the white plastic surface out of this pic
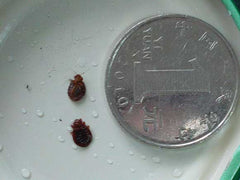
[0,0,240,180]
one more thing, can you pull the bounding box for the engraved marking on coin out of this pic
[132,50,140,57]
[117,97,129,108]
[133,60,210,103]
[105,15,239,148]
[153,36,163,49]
[198,32,218,51]
[114,71,125,80]
[143,106,159,132]
[142,27,152,60]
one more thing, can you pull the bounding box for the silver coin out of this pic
[105,15,239,148]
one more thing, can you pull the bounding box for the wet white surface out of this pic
[0,0,240,180]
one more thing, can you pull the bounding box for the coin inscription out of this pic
[105,15,239,148]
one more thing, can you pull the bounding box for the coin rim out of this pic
[105,14,240,148]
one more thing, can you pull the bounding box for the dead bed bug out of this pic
[71,119,92,147]
[68,74,86,101]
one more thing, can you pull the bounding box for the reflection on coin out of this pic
[105,15,239,148]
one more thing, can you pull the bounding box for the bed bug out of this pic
[71,119,92,147]
[68,74,86,101]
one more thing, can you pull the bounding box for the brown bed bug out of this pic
[68,74,86,101]
[71,119,92,147]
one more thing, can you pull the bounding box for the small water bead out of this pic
[90,96,96,102]
[0,144,4,152]
[228,10,232,16]
[130,168,135,173]
[58,136,65,143]
[21,168,31,179]
[95,136,99,140]
[7,56,13,62]
[91,62,98,67]
[141,155,146,160]
[33,29,39,33]
[93,153,98,158]
[24,122,29,126]
[36,110,44,117]
[109,142,115,148]
[149,173,154,177]
[107,159,113,165]
[40,81,45,85]
[21,108,27,114]
[92,111,99,118]
[67,126,72,132]
[172,168,183,178]
[152,156,161,163]
[128,150,134,156]
[75,37,80,41]
[72,144,78,150]
[0,113,4,119]
[52,118,58,122]
[108,27,114,32]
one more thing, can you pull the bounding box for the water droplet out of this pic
[92,62,98,67]
[141,155,146,160]
[57,21,62,25]
[24,122,29,126]
[21,168,31,179]
[0,144,4,152]
[21,108,27,114]
[16,31,21,35]
[0,113,4,119]
[22,26,27,31]
[33,40,38,44]
[67,126,72,132]
[7,56,13,62]
[33,29,39,33]
[52,118,57,122]
[79,63,86,68]
[228,10,232,16]
[108,27,114,31]
[172,168,183,178]
[95,136,99,140]
[87,43,91,47]
[75,37,80,41]
[92,111,99,118]
[36,110,44,117]
[30,43,35,47]
[93,153,98,158]
[130,168,135,173]
[40,81,45,85]
[152,156,160,163]
[109,142,115,148]
[149,173,154,177]
[58,136,65,143]
[90,96,96,102]
[72,144,78,150]
[128,150,134,156]
[107,159,113,165]
[20,65,24,69]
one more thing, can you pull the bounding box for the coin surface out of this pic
[105,15,239,148]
